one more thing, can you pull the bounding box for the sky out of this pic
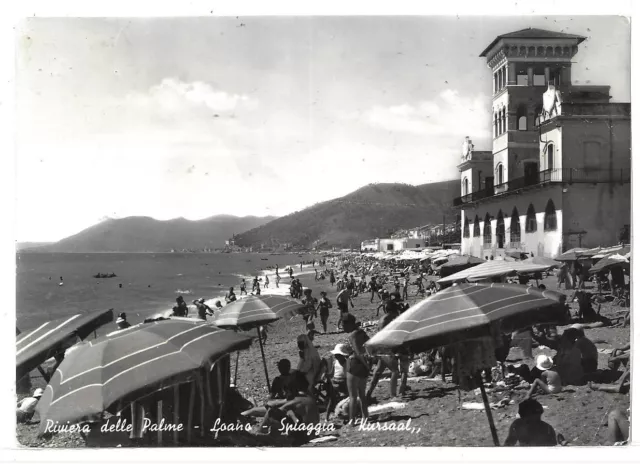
[14,15,630,242]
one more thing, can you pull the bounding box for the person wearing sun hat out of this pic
[17,388,44,423]
[524,354,563,400]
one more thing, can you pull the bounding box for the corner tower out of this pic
[480,28,585,190]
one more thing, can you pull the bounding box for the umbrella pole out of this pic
[234,351,240,387]
[187,382,195,444]
[173,385,180,445]
[257,326,270,389]
[476,371,499,446]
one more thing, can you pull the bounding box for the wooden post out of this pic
[198,374,205,438]
[257,326,270,389]
[157,400,163,445]
[186,382,195,444]
[173,385,180,445]
[476,371,499,446]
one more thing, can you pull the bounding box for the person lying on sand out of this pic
[524,355,562,400]
[504,399,558,446]
[589,364,630,394]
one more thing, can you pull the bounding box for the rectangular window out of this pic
[533,74,546,86]
[386,244,393,251]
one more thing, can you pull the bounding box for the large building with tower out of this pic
[455,28,630,259]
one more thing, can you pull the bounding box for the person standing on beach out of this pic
[369,276,381,303]
[289,267,294,279]
[276,273,281,288]
[300,262,303,272]
[336,288,355,331]
[316,291,333,333]
[402,274,409,301]
[315,269,319,282]
[330,271,336,287]
[240,279,247,295]
[264,275,270,289]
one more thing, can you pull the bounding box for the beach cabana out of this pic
[36,319,253,443]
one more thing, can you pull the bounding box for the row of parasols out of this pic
[17,284,569,446]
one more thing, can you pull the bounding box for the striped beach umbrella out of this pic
[365,283,566,446]
[214,295,300,388]
[17,308,114,382]
[36,318,253,436]
[437,260,555,284]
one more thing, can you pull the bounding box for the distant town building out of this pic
[360,237,426,252]
[454,28,630,259]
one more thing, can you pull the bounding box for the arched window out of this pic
[544,199,558,231]
[502,108,507,134]
[483,213,492,244]
[547,143,554,170]
[496,210,505,248]
[493,112,498,137]
[463,217,470,238]
[510,208,521,243]
[462,178,469,196]
[496,163,504,185]
[525,203,537,233]
[473,215,481,237]
[517,105,527,131]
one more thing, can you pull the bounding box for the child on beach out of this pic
[504,398,558,446]
[240,279,247,295]
[525,355,562,399]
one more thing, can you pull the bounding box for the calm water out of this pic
[16,252,319,332]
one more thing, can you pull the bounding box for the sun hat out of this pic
[331,343,352,356]
[535,354,553,371]
[33,388,44,398]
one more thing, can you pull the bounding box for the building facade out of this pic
[360,237,426,252]
[454,28,631,259]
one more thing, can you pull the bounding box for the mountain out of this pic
[24,215,277,253]
[234,180,460,248]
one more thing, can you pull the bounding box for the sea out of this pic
[16,252,321,332]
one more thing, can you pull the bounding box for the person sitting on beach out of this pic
[603,409,629,445]
[589,364,630,394]
[270,359,295,400]
[240,279,247,295]
[260,371,320,445]
[321,344,352,420]
[17,388,44,423]
[225,287,237,304]
[504,398,558,446]
[566,325,598,375]
[172,296,189,317]
[524,355,562,399]
[116,312,131,330]
[316,291,332,333]
[554,331,585,386]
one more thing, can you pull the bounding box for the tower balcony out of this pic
[453,168,630,207]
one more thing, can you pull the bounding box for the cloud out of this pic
[127,78,259,117]
[361,90,490,139]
